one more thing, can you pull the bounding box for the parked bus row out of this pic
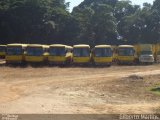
[0,43,160,66]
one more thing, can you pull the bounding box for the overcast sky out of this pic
[66,0,155,12]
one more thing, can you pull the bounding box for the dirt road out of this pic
[0,64,160,114]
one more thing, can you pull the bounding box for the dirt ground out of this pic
[0,62,160,114]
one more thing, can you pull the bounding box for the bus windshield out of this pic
[27,47,43,56]
[95,48,112,57]
[0,46,6,52]
[7,46,23,55]
[73,48,90,57]
[140,51,152,55]
[118,48,134,56]
[49,47,65,56]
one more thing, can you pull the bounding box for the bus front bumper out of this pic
[48,56,66,64]
[6,55,24,63]
[73,57,90,64]
[94,57,112,65]
[117,56,135,63]
[25,56,44,62]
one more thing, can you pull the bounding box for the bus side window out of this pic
[67,48,72,53]
[92,49,95,56]
[111,49,113,56]
[115,49,118,54]
[44,48,48,53]
[23,47,26,53]
[4,47,7,52]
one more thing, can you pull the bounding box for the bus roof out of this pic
[73,44,90,48]
[27,44,49,48]
[118,45,134,48]
[0,45,6,47]
[49,44,72,49]
[7,43,27,47]
[50,44,66,47]
[65,45,73,49]
[95,45,111,48]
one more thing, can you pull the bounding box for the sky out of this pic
[65,0,155,12]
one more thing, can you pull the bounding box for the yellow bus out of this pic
[73,44,91,64]
[48,44,73,64]
[6,44,27,63]
[0,45,6,59]
[155,43,160,62]
[117,45,135,64]
[25,44,49,63]
[92,45,113,66]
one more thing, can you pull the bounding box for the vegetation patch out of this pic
[150,86,160,95]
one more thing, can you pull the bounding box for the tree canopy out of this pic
[0,0,159,46]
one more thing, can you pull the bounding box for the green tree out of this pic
[0,0,159,46]
[72,0,118,46]
[0,0,75,44]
